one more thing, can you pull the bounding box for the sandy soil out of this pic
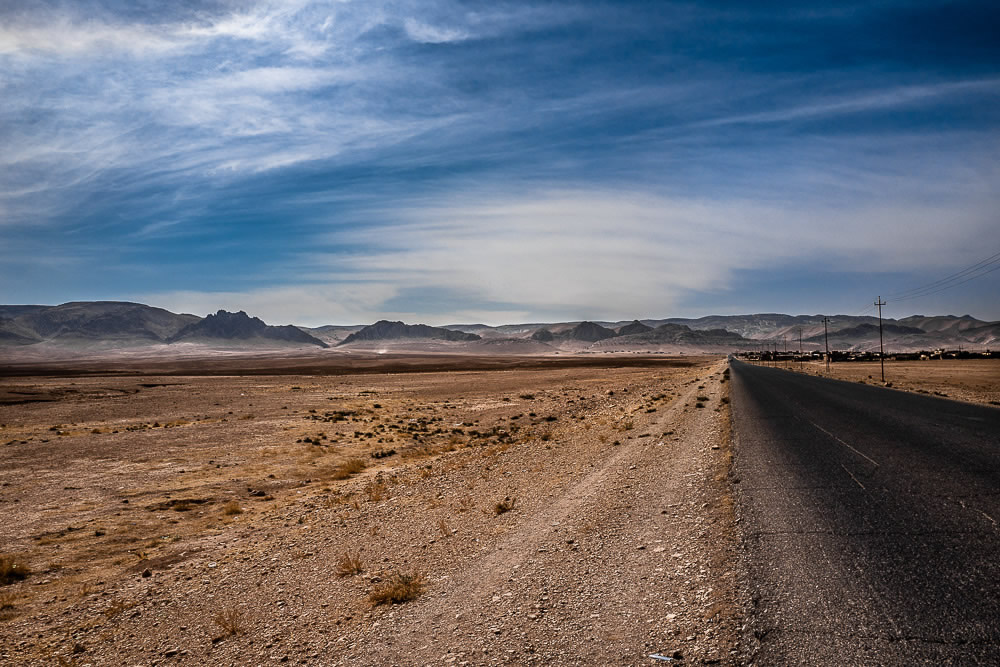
[0,355,742,665]
[771,358,1000,406]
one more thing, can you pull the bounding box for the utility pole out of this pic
[822,317,831,372]
[798,327,803,370]
[875,297,886,383]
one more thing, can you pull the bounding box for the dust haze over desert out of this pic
[2,1,1000,665]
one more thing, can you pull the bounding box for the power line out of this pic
[875,297,886,383]
[893,261,1000,303]
[835,248,1000,319]
[886,249,1000,302]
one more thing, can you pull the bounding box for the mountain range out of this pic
[1,301,997,354]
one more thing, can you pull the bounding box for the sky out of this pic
[1,0,999,326]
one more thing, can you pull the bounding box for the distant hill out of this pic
[617,320,653,336]
[897,315,987,335]
[300,324,366,345]
[531,328,555,342]
[168,310,328,347]
[338,320,481,345]
[0,301,198,344]
[565,321,617,342]
[812,323,925,340]
[654,314,853,340]
[615,323,749,346]
[1,301,995,353]
[0,302,328,349]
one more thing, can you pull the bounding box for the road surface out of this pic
[730,359,1000,664]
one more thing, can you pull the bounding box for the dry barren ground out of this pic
[774,358,1000,406]
[0,356,741,666]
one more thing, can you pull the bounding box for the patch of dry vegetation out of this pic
[493,496,516,515]
[213,607,246,638]
[330,458,366,480]
[335,552,364,577]
[0,554,30,585]
[222,500,243,516]
[368,571,427,606]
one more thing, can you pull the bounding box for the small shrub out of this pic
[222,501,243,516]
[335,552,364,577]
[213,607,246,637]
[331,458,366,480]
[0,555,30,585]
[369,572,426,606]
[493,497,516,515]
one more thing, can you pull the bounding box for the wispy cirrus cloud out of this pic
[127,179,999,326]
[300,186,998,320]
[693,78,1000,128]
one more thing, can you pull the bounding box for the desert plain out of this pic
[3,353,997,666]
[1,354,742,666]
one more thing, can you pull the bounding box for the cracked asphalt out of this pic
[730,359,1000,665]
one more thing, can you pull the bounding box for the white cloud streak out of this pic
[150,186,993,325]
[694,78,1000,128]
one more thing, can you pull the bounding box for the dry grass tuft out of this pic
[493,496,516,515]
[369,571,427,606]
[438,518,452,537]
[335,551,364,577]
[331,458,366,480]
[222,500,243,516]
[213,607,246,637]
[0,555,30,585]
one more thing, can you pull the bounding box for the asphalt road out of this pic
[730,359,1000,665]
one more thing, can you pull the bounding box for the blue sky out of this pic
[1,0,998,325]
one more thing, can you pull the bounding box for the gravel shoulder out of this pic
[0,357,742,666]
